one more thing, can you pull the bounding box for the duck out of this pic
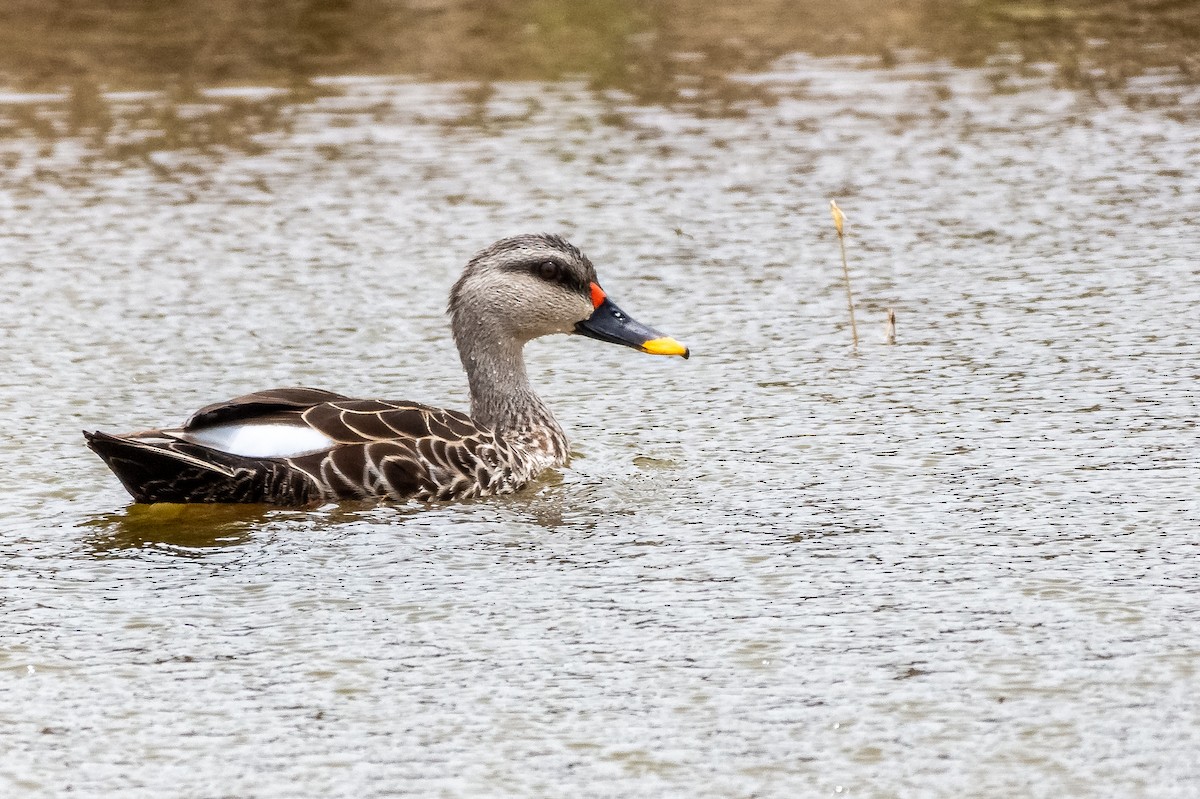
[84,234,690,505]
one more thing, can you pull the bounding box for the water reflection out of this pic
[82,502,273,554]
[1,82,319,168]
[77,489,590,555]
[3,1,1196,95]
[1,0,1196,167]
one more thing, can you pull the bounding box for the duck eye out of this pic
[538,261,560,281]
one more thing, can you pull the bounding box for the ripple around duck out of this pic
[2,57,1200,798]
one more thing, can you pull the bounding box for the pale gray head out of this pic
[448,233,599,346]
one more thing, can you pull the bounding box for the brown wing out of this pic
[287,403,516,502]
[185,387,351,429]
[301,400,432,443]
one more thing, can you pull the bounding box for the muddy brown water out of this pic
[2,43,1198,799]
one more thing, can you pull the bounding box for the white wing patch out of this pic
[181,423,336,458]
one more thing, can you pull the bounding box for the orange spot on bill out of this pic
[590,282,607,309]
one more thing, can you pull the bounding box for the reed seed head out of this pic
[830,200,846,238]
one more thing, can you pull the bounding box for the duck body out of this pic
[85,235,688,506]
[85,387,556,503]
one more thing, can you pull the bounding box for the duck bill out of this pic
[575,296,690,359]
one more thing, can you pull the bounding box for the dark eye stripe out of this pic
[513,258,589,298]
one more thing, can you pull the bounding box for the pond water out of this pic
[2,33,1199,799]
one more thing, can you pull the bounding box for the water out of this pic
[2,43,1199,799]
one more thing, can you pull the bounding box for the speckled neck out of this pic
[453,320,569,468]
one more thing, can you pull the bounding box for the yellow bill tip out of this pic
[642,337,690,359]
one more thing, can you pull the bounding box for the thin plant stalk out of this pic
[829,200,858,349]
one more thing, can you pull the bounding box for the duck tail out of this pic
[84,430,235,503]
[83,430,312,504]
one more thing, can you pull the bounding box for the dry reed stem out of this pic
[829,200,858,350]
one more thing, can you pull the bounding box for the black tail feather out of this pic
[84,430,314,504]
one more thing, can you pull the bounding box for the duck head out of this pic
[449,234,689,358]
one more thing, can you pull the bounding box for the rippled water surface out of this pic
[3,51,1199,797]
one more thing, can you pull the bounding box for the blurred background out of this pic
[2,0,1198,163]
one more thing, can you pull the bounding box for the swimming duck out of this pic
[85,234,689,505]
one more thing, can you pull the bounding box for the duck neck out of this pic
[455,326,568,463]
